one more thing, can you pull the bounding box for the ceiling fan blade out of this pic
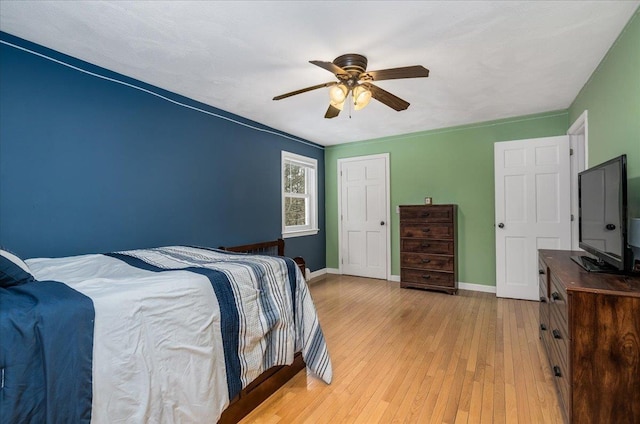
[273,82,335,101]
[362,65,429,81]
[361,82,410,111]
[324,104,341,119]
[310,60,349,77]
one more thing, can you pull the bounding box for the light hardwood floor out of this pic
[240,274,564,423]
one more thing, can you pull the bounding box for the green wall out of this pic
[325,111,568,286]
[325,7,639,287]
[569,8,640,218]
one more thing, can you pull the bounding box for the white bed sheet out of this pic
[28,253,229,423]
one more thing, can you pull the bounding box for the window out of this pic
[282,151,318,238]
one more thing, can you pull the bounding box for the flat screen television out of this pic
[572,154,632,273]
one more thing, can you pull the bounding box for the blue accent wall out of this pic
[0,32,326,270]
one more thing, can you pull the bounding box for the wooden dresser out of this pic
[399,204,457,295]
[538,249,640,423]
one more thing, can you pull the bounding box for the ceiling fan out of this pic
[273,53,429,119]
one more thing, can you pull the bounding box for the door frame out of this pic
[567,110,589,250]
[337,153,391,280]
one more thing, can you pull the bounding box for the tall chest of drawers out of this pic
[399,204,458,295]
[538,249,640,423]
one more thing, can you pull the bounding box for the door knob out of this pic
[380,221,385,226]
[498,223,505,229]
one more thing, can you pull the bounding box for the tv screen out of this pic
[577,154,628,272]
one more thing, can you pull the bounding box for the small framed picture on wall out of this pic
[425,197,432,205]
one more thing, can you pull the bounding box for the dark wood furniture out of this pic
[217,239,307,424]
[219,353,304,424]
[538,249,640,423]
[399,204,458,295]
[220,237,306,277]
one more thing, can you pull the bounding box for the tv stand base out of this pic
[570,255,619,273]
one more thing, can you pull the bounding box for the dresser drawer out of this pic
[539,269,551,350]
[549,308,569,366]
[401,253,454,271]
[539,279,548,306]
[550,303,569,341]
[400,205,453,222]
[549,276,568,329]
[548,339,571,420]
[401,224,453,239]
[401,269,455,287]
[538,258,549,298]
[539,259,549,319]
[401,239,454,255]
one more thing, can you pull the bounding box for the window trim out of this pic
[282,151,318,238]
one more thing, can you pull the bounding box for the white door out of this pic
[339,154,390,280]
[495,136,571,300]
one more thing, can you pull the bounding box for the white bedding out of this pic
[26,246,331,423]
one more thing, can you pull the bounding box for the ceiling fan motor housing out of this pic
[333,53,368,81]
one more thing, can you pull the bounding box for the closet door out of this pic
[494,136,571,300]
[338,154,390,280]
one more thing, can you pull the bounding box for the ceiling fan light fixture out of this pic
[329,83,348,104]
[331,99,345,111]
[353,85,372,111]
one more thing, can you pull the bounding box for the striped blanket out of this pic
[5,246,331,423]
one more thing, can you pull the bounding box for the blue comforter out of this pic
[1,281,94,423]
[1,246,331,423]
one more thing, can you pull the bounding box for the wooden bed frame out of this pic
[217,239,307,424]
[220,238,306,281]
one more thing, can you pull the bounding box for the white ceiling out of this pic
[0,1,637,146]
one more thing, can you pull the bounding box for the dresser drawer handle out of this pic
[552,329,562,339]
[540,323,547,331]
[423,228,431,233]
[551,292,560,301]
[422,275,431,279]
[421,243,431,248]
[421,213,430,218]
[421,259,431,264]
[553,366,562,377]
[540,296,547,303]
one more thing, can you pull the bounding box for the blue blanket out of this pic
[1,281,95,423]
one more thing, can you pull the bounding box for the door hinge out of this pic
[571,214,574,221]
[570,148,574,156]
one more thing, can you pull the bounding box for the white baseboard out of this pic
[390,275,496,293]
[306,267,338,283]
[459,281,497,293]
[309,270,497,294]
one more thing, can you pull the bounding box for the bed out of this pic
[0,240,331,423]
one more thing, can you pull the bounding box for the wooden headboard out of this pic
[219,238,305,277]
[219,238,284,256]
